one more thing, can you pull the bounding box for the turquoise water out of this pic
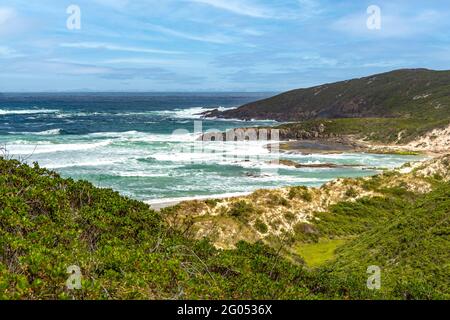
[0,93,423,203]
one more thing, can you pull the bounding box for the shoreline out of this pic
[146,191,253,211]
[147,131,449,211]
[147,152,430,211]
[272,137,448,157]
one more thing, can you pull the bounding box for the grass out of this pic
[322,183,450,299]
[367,149,422,156]
[296,239,346,268]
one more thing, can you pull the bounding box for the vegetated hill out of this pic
[164,155,450,251]
[164,155,450,299]
[202,69,450,122]
[0,158,312,299]
[1,157,449,299]
[321,183,450,299]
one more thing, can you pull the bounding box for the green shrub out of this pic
[284,212,296,222]
[267,194,289,207]
[205,199,220,207]
[228,200,255,221]
[254,219,268,234]
[345,187,358,198]
[288,186,312,201]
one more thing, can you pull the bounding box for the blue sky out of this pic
[1,0,450,91]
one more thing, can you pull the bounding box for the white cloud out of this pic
[146,24,235,44]
[297,0,322,18]
[0,7,28,36]
[189,0,272,18]
[2,60,111,76]
[0,46,14,56]
[241,28,264,36]
[59,42,182,54]
[51,62,111,75]
[0,46,23,58]
[92,0,130,10]
[0,7,16,25]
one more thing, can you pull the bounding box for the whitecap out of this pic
[87,130,200,142]
[0,108,58,115]
[45,159,119,169]
[9,129,63,136]
[7,140,112,155]
[151,106,238,119]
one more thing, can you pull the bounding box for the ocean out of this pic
[0,93,423,204]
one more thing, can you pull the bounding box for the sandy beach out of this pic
[147,192,253,211]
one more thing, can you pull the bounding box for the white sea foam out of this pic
[93,107,226,119]
[9,129,63,136]
[149,139,272,164]
[7,140,112,155]
[54,111,103,118]
[151,106,238,119]
[0,108,58,115]
[44,159,119,169]
[87,130,200,142]
[113,171,170,178]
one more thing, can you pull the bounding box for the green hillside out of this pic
[203,69,450,122]
[324,184,450,299]
[0,158,313,299]
[291,178,450,299]
[0,157,449,299]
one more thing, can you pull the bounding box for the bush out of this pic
[267,194,289,207]
[254,219,268,234]
[345,187,358,198]
[228,200,255,221]
[288,186,312,201]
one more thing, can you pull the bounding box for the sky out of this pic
[1,0,450,92]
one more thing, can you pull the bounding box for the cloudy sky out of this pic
[1,0,450,91]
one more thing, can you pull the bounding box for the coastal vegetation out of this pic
[2,155,448,299]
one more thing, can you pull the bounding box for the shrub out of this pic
[205,199,220,207]
[284,212,296,222]
[345,187,358,198]
[254,219,268,234]
[288,186,312,201]
[267,194,289,207]
[228,200,255,221]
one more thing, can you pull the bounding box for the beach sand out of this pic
[147,192,253,211]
